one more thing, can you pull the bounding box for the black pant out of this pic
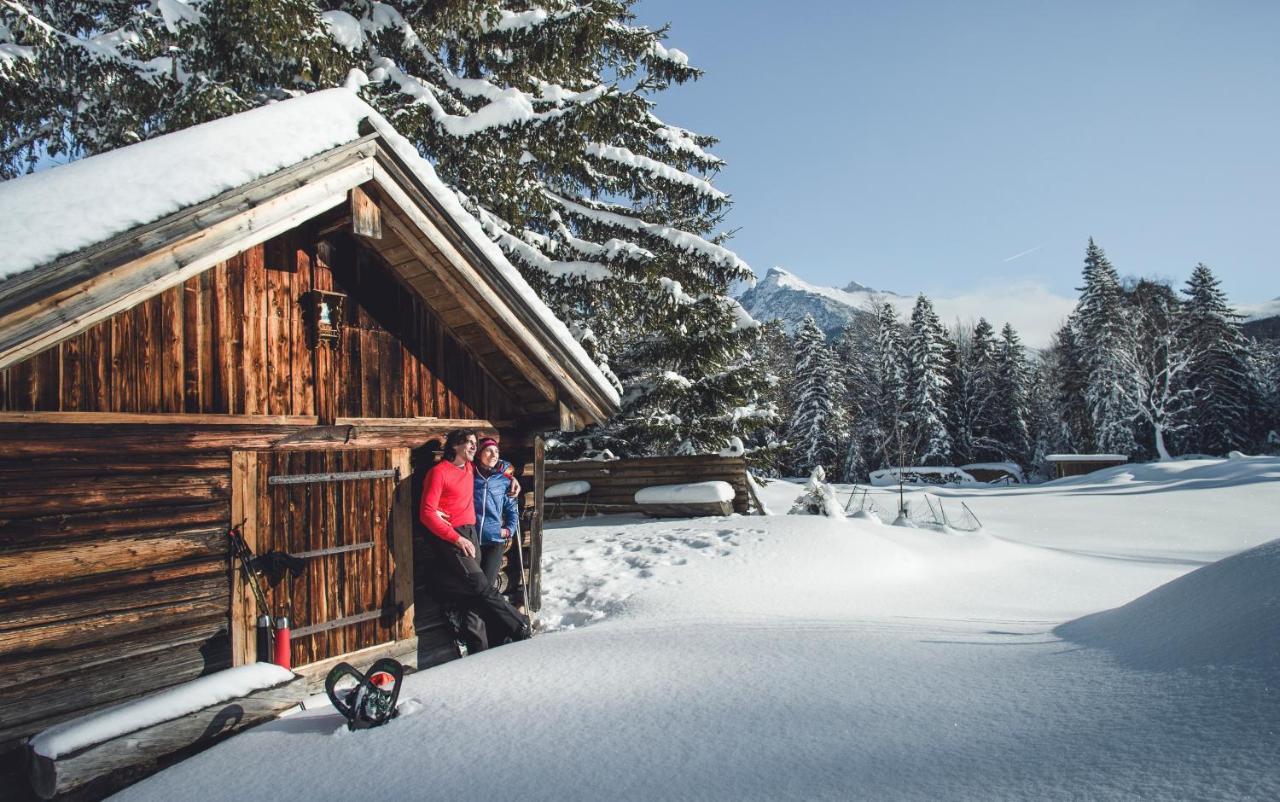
[480,542,505,589]
[427,525,525,652]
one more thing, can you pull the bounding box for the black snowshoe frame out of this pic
[325,658,405,731]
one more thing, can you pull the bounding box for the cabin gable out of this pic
[0,223,521,423]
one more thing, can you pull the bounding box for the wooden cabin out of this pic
[1044,454,1129,479]
[0,90,619,789]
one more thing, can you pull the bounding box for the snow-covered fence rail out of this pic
[542,455,753,518]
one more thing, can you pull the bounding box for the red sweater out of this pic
[420,460,476,544]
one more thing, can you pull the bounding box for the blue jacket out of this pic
[474,460,519,545]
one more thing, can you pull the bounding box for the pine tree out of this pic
[1074,239,1137,455]
[599,295,776,457]
[990,323,1033,465]
[905,294,953,466]
[1181,263,1254,455]
[5,1,764,454]
[1025,359,1062,480]
[947,318,1001,465]
[785,316,842,476]
[1050,321,1091,451]
[1247,337,1280,451]
[842,302,909,478]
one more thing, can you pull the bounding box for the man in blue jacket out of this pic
[474,437,522,609]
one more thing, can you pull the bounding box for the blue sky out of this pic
[634,0,1279,304]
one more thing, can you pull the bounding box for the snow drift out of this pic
[1055,538,1280,672]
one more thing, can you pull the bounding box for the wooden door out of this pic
[230,448,415,668]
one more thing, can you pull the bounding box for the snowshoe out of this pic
[325,658,405,730]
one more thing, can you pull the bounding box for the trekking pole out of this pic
[513,516,531,619]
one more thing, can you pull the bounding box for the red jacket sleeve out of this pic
[419,464,460,544]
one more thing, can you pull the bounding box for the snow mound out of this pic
[1055,538,1280,672]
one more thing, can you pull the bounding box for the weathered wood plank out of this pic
[351,185,382,240]
[0,558,224,612]
[229,450,257,667]
[0,528,225,590]
[0,574,227,632]
[0,473,229,518]
[0,590,226,658]
[159,285,185,413]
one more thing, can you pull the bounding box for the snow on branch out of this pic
[2,0,172,78]
[651,123,723,165]
[585,142,726,200]
[546,191,749,273]
[358,3,609,137]
[480,6,581,34]
[470,201,614,281]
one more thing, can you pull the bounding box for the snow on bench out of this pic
[634,481,735,517]
[28,664,304,799]
[869,467,978,487]
[545,480,592,498]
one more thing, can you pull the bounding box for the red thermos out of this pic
[273,616,291,669]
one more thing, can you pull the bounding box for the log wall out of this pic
[0,443,232,756]
[0,227,516,424]
[540,455,751,519]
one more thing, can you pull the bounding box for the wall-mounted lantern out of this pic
[306,289,347,349]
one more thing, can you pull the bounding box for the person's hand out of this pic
[436,509,451,521]
[508,477,521,497]
[454,537,476,559]
[501,527,511,541]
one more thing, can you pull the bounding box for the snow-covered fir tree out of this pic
[947,318,1001,465]
[1073,239,1137,455]
[596,294,776,457]
[785,316,843,476]
[3,0,764,455]
[1048,322,1092,452]
[840,302,909,479]
[904,294,953,466]
[1247,337,1280,450]
[1116,279,1197,461]
[1025,359,1062,480]
[1180,263,1255,455]
[983,323,1031,465]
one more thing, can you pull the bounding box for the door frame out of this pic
[229,447,416,668]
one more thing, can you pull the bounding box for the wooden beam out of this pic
[0,412,502,428]
[350,185,382,240]
[0,411,320,426]
[390,448,416,641]
[229,451,259,666]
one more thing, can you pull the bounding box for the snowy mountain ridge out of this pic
[738,266,1275,349]
[736,267,895,338]
[738,266,1082,348]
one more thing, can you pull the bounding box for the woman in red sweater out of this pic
[420,429,529,651]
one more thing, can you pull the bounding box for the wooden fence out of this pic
[541,455,753,519]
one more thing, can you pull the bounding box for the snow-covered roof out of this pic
[1044,454,1129,462]
[0,89,618,411]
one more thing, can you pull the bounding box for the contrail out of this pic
[1003,244,1044,263]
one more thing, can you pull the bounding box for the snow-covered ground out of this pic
[114,457,1280,801]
